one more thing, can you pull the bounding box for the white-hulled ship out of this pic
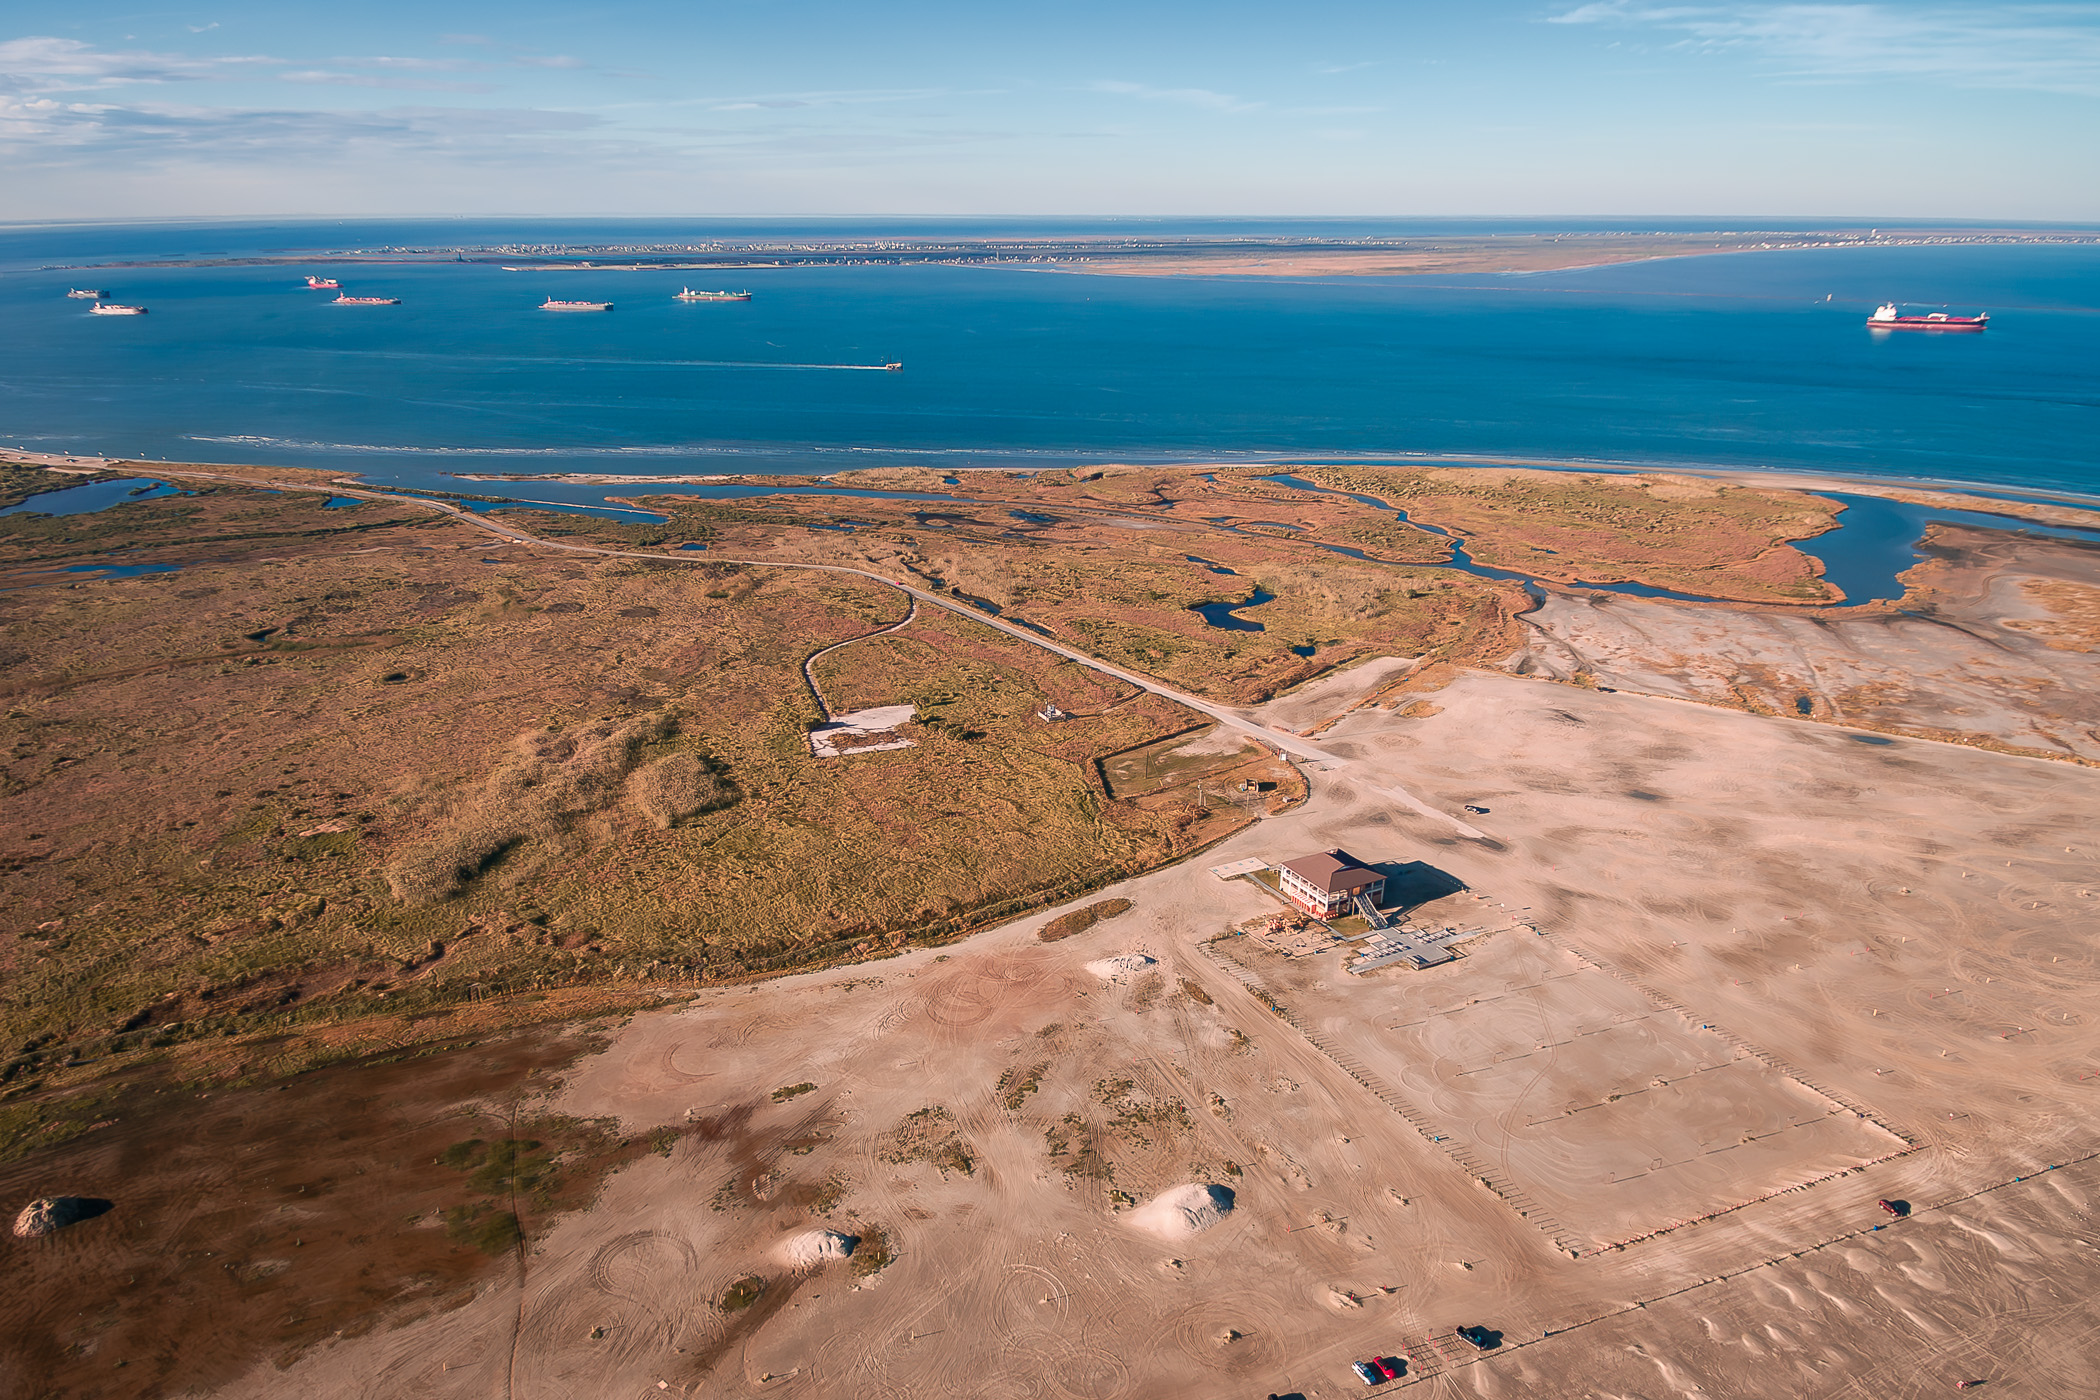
[674,287,752,302]
[542,297,613,311]
[66,288,107,299]
[89,302,147,316]
[333,293,401,305]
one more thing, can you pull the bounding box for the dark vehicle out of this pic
[1463,805,1489,815]
[1879,1198,1910,1218]
[1455,1325,1497,1350]
[1375,1356,1406,1380]
[1350,1359,1381,1385]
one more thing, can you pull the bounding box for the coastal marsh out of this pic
[4,454,2100,1400]
[0,473,1229,1138]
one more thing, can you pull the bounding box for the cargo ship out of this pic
[305,275,341,289]
[1868,303,1987,331]
[333,293,400,305]
[89,302,147,316]
[674,287,751,302]
[542,297,613,312]
[66,288,107,299]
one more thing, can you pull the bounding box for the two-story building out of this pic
[1276,848,1384,918]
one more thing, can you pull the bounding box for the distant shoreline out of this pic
[13,447,2099,522]
[36,227,2100,279]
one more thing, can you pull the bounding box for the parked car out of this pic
[1463,804,1489,815]
[1375,1356,1406,1380]
[1351,1359,1381,1385]
[1455,1325,1494,1350]
[1879,1198,1909,1218]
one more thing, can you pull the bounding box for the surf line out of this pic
[629,359,903,372]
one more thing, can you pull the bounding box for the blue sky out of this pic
[2,1,2097,220]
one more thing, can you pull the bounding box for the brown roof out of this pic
[1278,849,1382,894]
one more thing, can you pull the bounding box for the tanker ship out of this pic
[1868,303,1987,331]
[542,297,613,311]
[674,287,752,302]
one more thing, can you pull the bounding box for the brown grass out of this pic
[1038,898,1135,942]
[0,475,1222,1092]
[626,751,724,826]
[385,715,677,903]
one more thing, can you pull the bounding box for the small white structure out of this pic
[810,704,917,758]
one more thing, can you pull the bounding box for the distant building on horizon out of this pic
[1276,848,1383,919]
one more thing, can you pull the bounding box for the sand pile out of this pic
[1085,954,1156,980]
[12,1196,112,1238]
[779,1229,859,1268]
[1127,1184,1235,1238]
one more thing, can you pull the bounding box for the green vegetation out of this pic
[718,1275,767,1312]
[879,1106,974,1177]
[431,1134,559,1255]
[1038,898,1134,942]
[771,1081,817,1102]
[809,1174,848,1214]
[849,1225,894,1276]
[1303,465,1844,604]
[443,1205,522,1256]
[996,1061,1048,1111]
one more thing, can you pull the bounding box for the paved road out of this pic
[168,467,1356,767]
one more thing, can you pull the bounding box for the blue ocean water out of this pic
[0,221,2095,502]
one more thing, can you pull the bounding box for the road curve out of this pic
[802,595,918,721]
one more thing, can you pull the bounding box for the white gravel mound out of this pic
[1127,1183,1235,1239]
[779,1229,858,1268]
[1085,954,1156,980]
[12,1196,110,1238]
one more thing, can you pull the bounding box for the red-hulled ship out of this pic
[1868,303,1987,331]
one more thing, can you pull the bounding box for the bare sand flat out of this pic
[209,665,2100,1399]
[1512,527,2100,759]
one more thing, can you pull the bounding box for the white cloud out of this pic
[0,35,273,92]
[279,69,494,93]
[0,95,613,165]
[1092,79,1260,111]
[1546,2,2100,94]
[651,87,970,113]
